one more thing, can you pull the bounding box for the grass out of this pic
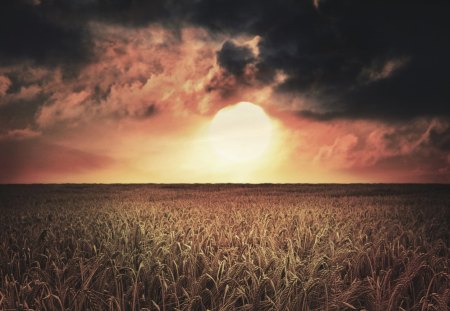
[0,184,448,310]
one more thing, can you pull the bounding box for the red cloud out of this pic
[0,128,41,141]
[0,139,113,183]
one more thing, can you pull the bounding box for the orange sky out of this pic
[1,25,449,183]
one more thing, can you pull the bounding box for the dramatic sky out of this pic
[1,0,449,183]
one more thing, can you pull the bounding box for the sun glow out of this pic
[208,102,273,162]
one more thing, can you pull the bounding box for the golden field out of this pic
[0,184,448,310]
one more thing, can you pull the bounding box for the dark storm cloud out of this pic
[217,41,255,76]
[0,0,182,66]
[0,0,91,66]
[191,0,450,120]
[2,0,450,121]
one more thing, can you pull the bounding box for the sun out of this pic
[209,102,273,162]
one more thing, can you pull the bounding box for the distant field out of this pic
[0,184,448,310]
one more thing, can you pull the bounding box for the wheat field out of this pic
[0,184,448,310]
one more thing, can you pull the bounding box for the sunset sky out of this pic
[1,0,449,183]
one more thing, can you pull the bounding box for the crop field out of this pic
[0,184,448,311]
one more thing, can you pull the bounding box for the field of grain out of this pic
[0,184,448,310]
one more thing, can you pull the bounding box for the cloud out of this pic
[0,0,91,66]
[0,139,112,183]
[192,1,450,120]
[0,128,41,141]
[2,25,223,128]
[314,134,359,169]
[0,75,12,96]
[306,117,450,181]
[36,90,92,127]
[359,57,410,83]
[428,122,450,151]
[217,40,256,76]
[2,0,450,121]
[2,23,277,133]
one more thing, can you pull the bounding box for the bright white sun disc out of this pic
[209,102,273,162]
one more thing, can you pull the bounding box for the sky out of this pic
[0,0,449,183]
